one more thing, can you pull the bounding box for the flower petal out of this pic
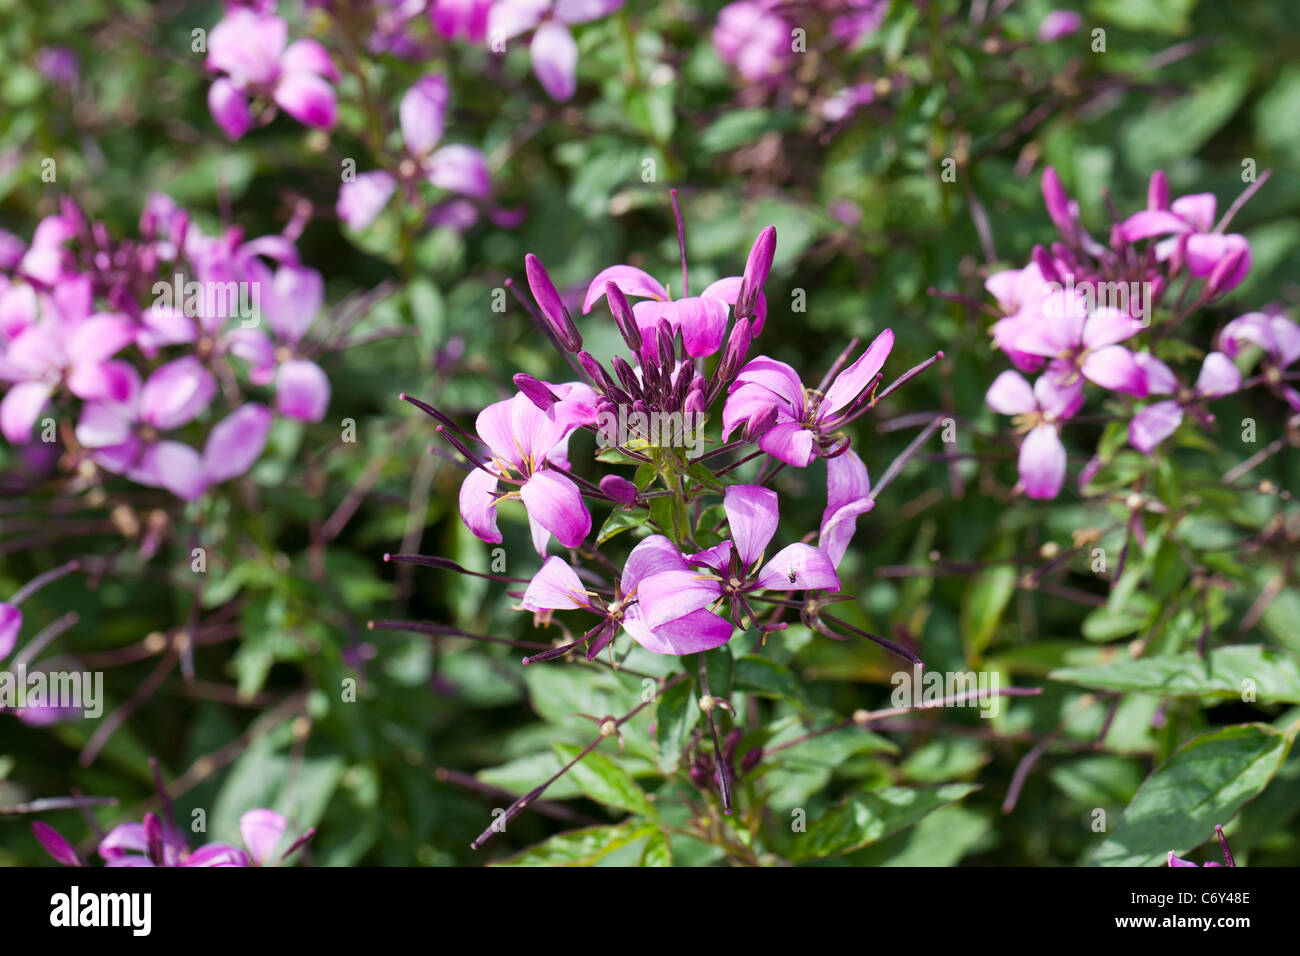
[531,22,578,101]
[203,403,273,483]
[1019,423,1066,500]
[521,556,589,611]
[1129,401,1183,453]
[821,328,894,416]
[724,484,779,569]
[622,605,733,655]
[275,359,331,422]
[337,171,397,231]
[274,71,337,130]
[519,469,591,550]
[458,466,502,543]
[1082,345,1148,396]
[621,534,689,594]
[755,543,840,591]
[636,569,724,629]
[985,370,1036,416]
[239,809,287,865]
[582,265,668,313]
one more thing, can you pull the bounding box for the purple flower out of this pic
[336,74,490,231]
[985,369,1084,499]
[1168,825,1236,868]
[488,0,625,101]
[458,390,593,554]
[1037,10,1083,42]
[1014,305,1149,398]
[0,303,135,444]
[819,448,873,568]
[431,0,493,42]
[721,329,894,466]
[1219,311,1300,410]
[1120,179,1251,292]
[713,2,794,85]
[636,485,840,630]
[520,535,734,657]
[206,8,339,140]
[582,265,765,359]
[1129,351,1240,453]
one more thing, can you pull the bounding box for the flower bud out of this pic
[656,319,676,370]
[577,350,615,396]
[524,253,582,353]
[716,317,752,384]
[736,226,776,320]
[1031,245,1061,284]
[744,403,779,441]
[600,474,639,504]
[1204,240,1250,298]
[741,747,763,774]
[513,372,558,410]
[1147,169,1170,211]
[611,355,643,399]
[1041,166,1075,240]
[605,281,642,352]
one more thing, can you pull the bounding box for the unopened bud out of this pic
[716,317,752,384]
[605,281,642,352]
[513,373,557,410]
[600,474,638,504]
[736,226,776,320]
[524,253,582,353]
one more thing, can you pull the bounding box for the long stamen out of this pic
[9,560,80,605]
[670,188,689,297]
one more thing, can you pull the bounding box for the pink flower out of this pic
[819,448,873,568]
[1128,351,1240,452]
[206,8,339,140]
[582,265,766,359]
[713,2,794,85]
[1218,311,1300,410]
[520,535,734,657]
[336,74,490,231]
[722,329,894,466]
[488,0,625,101]
[458,390,593,554]
[430,0,493,42]
[1014,305,1150,397]
[636,485,840,629]
[1119,175,1251,292]
[985,370,1084,499]
[1037,10,1083,42]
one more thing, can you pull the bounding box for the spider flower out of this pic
[985,369,1083,499]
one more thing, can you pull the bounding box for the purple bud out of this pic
[611,355,643,399]
[656,320,675,369]
[741,747,763,774]
[684,388,707,416]
[600,474,639,504]
[1031,245,1061,284]
[513,373,558,410]
[1147,169,1170,211]
[736,225,776,320]
[716,317,753,384]
[577,351,616,395]
[143,812,165,864]
[1204,246,1247,298]
[1041,166,1075,240]
[605,281,642,352]
[524,253,582,353]
[31,822,82,867]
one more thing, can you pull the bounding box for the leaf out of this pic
[697,108,804,155]
[553,745,655,817]
[655,679,700,772]
[789,783,978,860]
[596,507,650,545]
[960,561,1016,662]
[1091,724,1292,867]
[733,656,805,705]
[640,828,672,866]
[1093,0,1197,34]
[1051,646,1300,704]
[702,645,733,698]
[492,822,656,867]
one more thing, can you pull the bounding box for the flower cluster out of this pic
[0,193,336,501]
[394,199,936,667]
[982,166,1295,499]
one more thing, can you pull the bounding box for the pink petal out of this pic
[400,74,449,157]
[1033,373,1084,420]
[99,823,148,862]
[519,469,590,549]
[1195,352,1241,398]
[280,39,339,82]
[208,78,253,140]
[138,440,207,500]
[274,71,337,130]
[637,569,724,629]
[32,822,81,867]
[985,370,1036,416]
[622,605,732,655]
[488,0,549,42]
[821,328,894,416]
[0,602,20,660]
[1082,345,1148,396]
[337,171,397,231]
[622,534,690,593]
[1019,424,1066,499]
[75,401,133,449]
[1133,352,1177,395]
[672,296,730,358]
[757,420,816,466]
[732,356,805,413]
[582,265,668,313]
[67,359,136,403]
[203,403,273,483]
[724,484,779,568]
[521,556,589,611]
[458,466,502,543]
[263,265,323,345]
[819,449,873,567]
[140,356,217,429]
[1129,401,1183,453]
[1119,209,1190,242]
[554,0,625,25]
[755,543,840,591]
[1,380,53,443]
[1082,307,1143,349]
[275,359,330,422]
[531,22,578,101]
[239,809,287,865]
[426,144,491,198]
[207,10,286,86]
[1170,193,1216,233]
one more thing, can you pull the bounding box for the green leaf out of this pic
[789,783,978,860]
[554,744,655,817]
[734,655,805,705]
[1091,724,1292,867]
[702,645,733,698]
[1051,646,1300,704]
[697,108,803,155]
[655,679,700,772]
[492,822,656,867]
[640,828,672,866]
[596,507,650,545]
[960,561,1016,662]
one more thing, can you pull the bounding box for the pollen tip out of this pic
[398,392,407,401]
[382,553,392,562]
[366,620,376,629]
